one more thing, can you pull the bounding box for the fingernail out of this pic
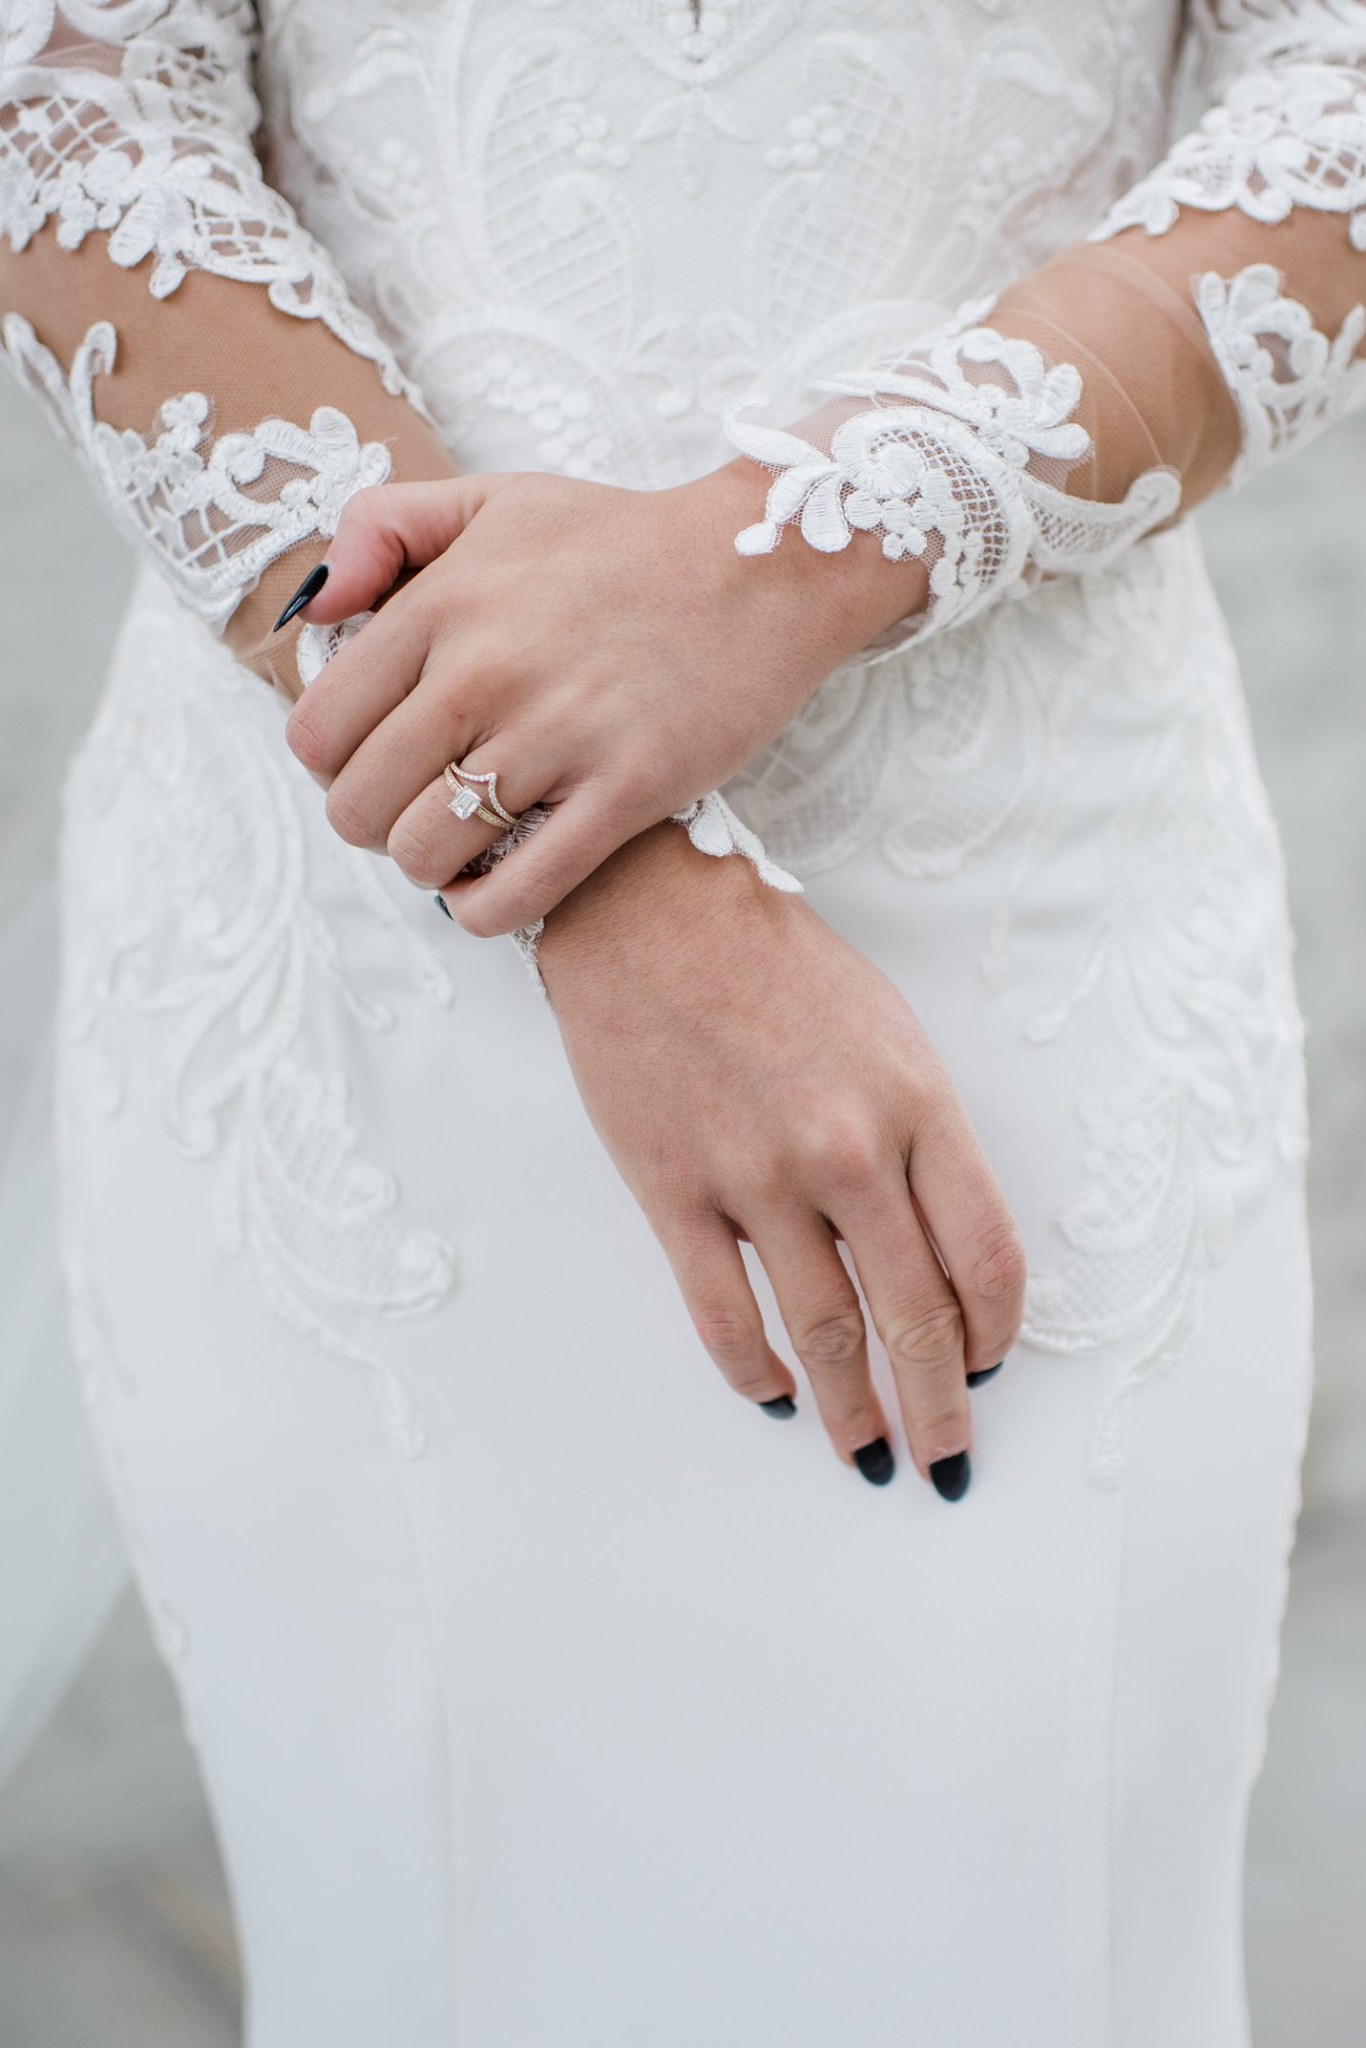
[433,893,452,920]
[758,1394,797,1419]
[929,1450,971,1502]
[967,1361,1004,1387]
[272,561,328,631]
[853,1437,895,1486]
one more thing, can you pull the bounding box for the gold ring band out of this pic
[444,762,521,831]
[446,757,520,827]
[444,760,521,829]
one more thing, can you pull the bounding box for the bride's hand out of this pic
[537,822,1025,1499]
[282,463,923,935]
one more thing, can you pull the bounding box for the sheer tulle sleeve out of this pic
[0,0,456,698]
[725,0,1366,656]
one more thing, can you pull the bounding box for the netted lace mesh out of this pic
[0,4,454,699]
[728,9,1366,659]
[5,1,1366,697]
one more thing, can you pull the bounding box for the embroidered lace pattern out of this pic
[1194,260,1366,481]
[1096,45,1366,247]
[3,312,393,628]
[61,580,461,1463]
[0,0,414,393]
[726,323,1182,653]
[4,0,1355,1484]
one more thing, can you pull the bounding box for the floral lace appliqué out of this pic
[0,0,417,397]
[62,586,459,1458]
[1194,260,1366,481]
[1093,55,1366,249]
[1,314,392,629]
[726,322,1180,654]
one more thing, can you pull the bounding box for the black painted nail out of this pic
[758,1394,797,1419]
[432,893,452,920]
[967,1361,1004,1387]
[929,1450,971,1502]
[272,561,328,632]
[853,1437,895,1486]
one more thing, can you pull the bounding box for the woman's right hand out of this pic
[538,822,1027,1499]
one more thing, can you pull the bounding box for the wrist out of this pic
[538,818,791,1009]
[683,453,931,667]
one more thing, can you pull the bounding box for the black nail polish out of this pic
[929,1450,971,1502]
[853,1437,895,1486]
[758,1394,797,1419]
[272,561,328,632]
[432,893,452,920]
[967,1361,1004,1387]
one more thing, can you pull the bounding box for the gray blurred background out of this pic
[1,371,1364,2045]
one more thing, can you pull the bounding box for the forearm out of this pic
[1,228,455,698]
[0,5,457,702]
[722,13,1366,658]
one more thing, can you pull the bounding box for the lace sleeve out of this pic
[724,0,1366,657]
[0,0,456,696]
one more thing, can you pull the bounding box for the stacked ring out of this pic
[444,761,522,830]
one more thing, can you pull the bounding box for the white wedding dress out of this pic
[4,3,1366,2043]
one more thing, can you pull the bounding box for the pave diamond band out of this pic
[444,761,522,831]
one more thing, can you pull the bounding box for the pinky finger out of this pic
[662,1213,798,1417]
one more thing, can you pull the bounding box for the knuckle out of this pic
[284,703,335,778]
[335,481,387,536]
[884,1300,965,1372]
[794,1305,866,1372]
[727,1363,784,1401]
[799,1114,883,1193]
[324,781,381,850]
[451,893,509,940]
[692,1306,761,1365]
[917,1397,968,1451]
[387,815,453,889]
[969,1227,1028,1305]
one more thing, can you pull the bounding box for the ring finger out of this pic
[387,737,558,891]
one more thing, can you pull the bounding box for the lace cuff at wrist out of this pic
[1,315,392,631]
[725,316,1180,659]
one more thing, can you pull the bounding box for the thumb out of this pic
[303,475,498,622]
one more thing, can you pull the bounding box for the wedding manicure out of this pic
[273,561,329,631]
[929,1450,971,1502]
[853,1437,895,1486]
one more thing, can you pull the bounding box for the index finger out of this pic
[283,591,433,784]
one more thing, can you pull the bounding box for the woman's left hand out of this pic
[283,464,923,934]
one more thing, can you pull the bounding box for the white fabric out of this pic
[0,884,125,1785]
[57,556,1314,2046]
[725,322,1182,650]
[0,0,1346,2037]
[1,313,393,629]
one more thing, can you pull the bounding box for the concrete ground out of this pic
[1,374,1364,2043]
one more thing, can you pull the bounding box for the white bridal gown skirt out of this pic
[55,532,1313,2048]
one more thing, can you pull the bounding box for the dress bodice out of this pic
[256,0,1184,480]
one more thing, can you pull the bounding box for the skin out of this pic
[284,460,930,936]
[284,466,1027,1486]
[0,231,1025,1489]
[538,822,1026,1484]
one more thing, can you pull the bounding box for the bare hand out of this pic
[538,824,1025,1498]
[282,464,922,934]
